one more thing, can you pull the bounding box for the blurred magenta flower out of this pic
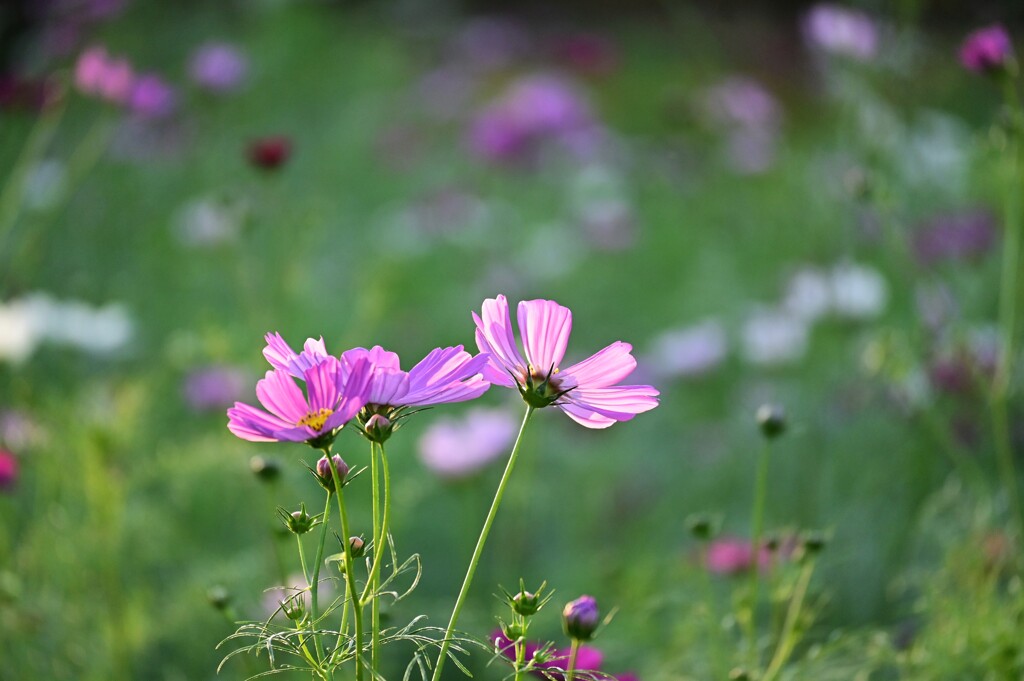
[563,595,600,640]
[183,365,250,412]
[467,74,599,165]
[492,631,604,680]
[803,4,878,61]
[959,25,1014,74]
[0,448,17,491]
[248,136,292,170]
[128,74,177,118]
[227,355,371,445]
[912,209,997,266]
[189,42,249,93]
[75,45,135,104]
[705,537,773,576]
[473,295,659,428]
[417,407,518,479]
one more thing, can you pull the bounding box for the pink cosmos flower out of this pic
[261,333,490,442]
[705,537,773,576]
[75,45,135,104]
[473,295,659,428]
[226,351,371,447]
[0,448,17,491]
[960,25,1014,74]
[417,407,517,479]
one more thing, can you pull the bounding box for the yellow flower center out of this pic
[297,408,333,431]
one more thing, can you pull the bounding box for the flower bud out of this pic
[248,135,292,170]
[959,25,1015,76]
[207,585,231,611]
[364,413,393,443]
[349,536,366,558]
[756,404,787,439]
[279,503,317,535]
[281,594,305,621]
[562,595,599,641]
[800,531,827,557]
[315,454,349,492]
[512,590,541,617]
[500,619,526,641]
[249,455,281,483]
[729,668,751,681]
[686,513,718,541]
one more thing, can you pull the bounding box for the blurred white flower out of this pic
[741,307,809,366]
[0,301,40,363]
[830,263,887,319]
[174,196,246,247]
[23,159,67,212]
[783,267,832,322]
[418,407,518,479]
[0,293,133,362]
[648,319,728,378]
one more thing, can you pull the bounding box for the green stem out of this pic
[565,639,581,681]
[330,461,364,681]
[761,560,816,681]
[746,440,771,665]
[430,406,536,681]
[311,494,334,680]
[513,613,527,681]
[370,441,382,677]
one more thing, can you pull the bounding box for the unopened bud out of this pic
[800,531,827,557]
[512,590,541,616]
[281,594,305,621]
[364,413,393,443]
[501,620,526,641]
[349,536,366,558]
[279,503,317,535]
[250,455,281,483]
[756,404,787,439]
[562,595,599,641]
[315,454,349,492]
[686,513,717,541]
[207,585,231,611]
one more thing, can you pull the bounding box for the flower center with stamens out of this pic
[517,363,573,408]
[297,408,333,431]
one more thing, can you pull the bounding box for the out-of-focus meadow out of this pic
[2,1,1024,679]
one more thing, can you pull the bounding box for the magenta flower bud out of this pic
[960,25,1014,75]
[363,412,393,443]
[315,454,349,492]
[562,595,599,641]
[348,536,366,558]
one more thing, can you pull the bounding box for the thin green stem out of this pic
[746,440,771,665]
[761,560,816,681]
[311,494,334,681]
[370,441,382,677]
[697,545,724,678]
[513,613,527,681]
[430,406,536,681]
[565,639,581,681]
[330,462,364,681]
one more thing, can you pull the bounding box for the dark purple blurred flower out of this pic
[705,537,773,576]
[700,77,781,131]
[492,631,604,680]
[0,449,17,491]
[183,365,250,412]
[467,74,598,165]
[563,595,600,640]
[128,74,177,118]
[0,73,58,113]
[189,42,249,93]
[248,136,292,170]
[928,353,975,395]
[912,209,997,266]
[960,25,1014,74]
[550,32,619,77]
[450,17,531,72]
[803,4,879,61]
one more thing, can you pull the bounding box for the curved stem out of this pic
[761,560,816,681]
[430,406,536,681]
[565,639,581,681]
[746,440,771,664]
[311,495,334,680]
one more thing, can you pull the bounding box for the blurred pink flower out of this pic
[128,74,177,118]
[960,25,1014,74]
[0,448,17,491]
[75,45,134,104]
[189,42,249,93]
[803,4,879,61]
[705,537,772,576]
[183,365,250,412]
[418,407,517,479]
[493,631,604,680]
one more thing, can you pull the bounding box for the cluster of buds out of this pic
[499,580,553,643]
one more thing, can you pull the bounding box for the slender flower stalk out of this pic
[430,406,535,681]
[370,441,383,676]
[565,639,582,681]
[746,440,770,661]
[310,494,335,681]
[760,558,817,681]
[327,457,364,681]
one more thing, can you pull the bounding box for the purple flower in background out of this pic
[705,537,773,576]
[183,365,250,411]
[550,32,619,77]
[75,45,135,104]
[493,631,604,680]
[227,351,371,445]
[418,407,518,479]
[648,320,728,379]
[449,17,531,72]
[473,295,659,428]
[803,4,879,61]
[960,25,1014,74]
[912,209,997,266]
[189,42,249,93]
[128,74,177,118]
[700,77,781,131]
[0,448,17,491]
